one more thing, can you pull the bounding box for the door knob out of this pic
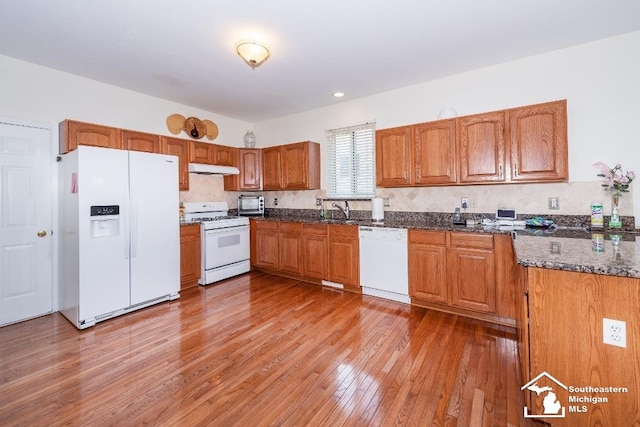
[37,230,47,237]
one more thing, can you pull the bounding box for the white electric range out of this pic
[183,202,250,285]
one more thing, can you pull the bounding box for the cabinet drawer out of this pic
[279,222,303,233]
[450,232,494,249]
[180,223,201,237]
[409,230,446,246]
[303,223,328,235]
[328,224,358,239]
[254,220,279,232]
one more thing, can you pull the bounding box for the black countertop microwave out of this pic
[238,195,264,216]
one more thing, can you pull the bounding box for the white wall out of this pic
[0,55,251,146]
[253,31,640,226]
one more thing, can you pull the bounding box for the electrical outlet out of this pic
[550,242,561,254]
[461,197,469,209]
[315,198,322,206]
[548,197,560,210]
[383,198,390,207]
[274,197,278,206]
[603,318,626,348]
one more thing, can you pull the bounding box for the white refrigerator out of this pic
[59,145,180,329]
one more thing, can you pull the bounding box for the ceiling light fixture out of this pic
[333,92,345,98]
[235,41,270,69]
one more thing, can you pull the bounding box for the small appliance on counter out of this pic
[237,195,264,216]
[495,208,526,230]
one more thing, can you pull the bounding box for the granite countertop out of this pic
[256,213,640,278]
[513,230,640,278]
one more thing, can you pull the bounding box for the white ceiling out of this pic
[1,1,639,123]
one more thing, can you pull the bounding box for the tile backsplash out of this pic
[181,176,634,218]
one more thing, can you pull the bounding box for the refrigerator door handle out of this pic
[130,177,138,259]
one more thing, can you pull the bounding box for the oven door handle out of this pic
[205,225,249,236]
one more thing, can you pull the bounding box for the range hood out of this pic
[188,163,239,175]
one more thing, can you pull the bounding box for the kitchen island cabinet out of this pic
[180,224,201,290]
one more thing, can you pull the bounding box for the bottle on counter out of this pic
[591,203,604,228]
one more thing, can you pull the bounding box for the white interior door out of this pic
[0,120,53,326]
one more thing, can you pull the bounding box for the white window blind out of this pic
[326,122,376,198]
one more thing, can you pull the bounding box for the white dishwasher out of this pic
[359,227,409,304]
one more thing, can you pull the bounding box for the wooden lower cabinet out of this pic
[302,224,328,280]
[278,222,303,275]
[180,224,201,290]
[252,220,279,269]
[250,220,359,290]
[410,230,514,325]
[408,230,448,304]
[328,225,359,288]
[521,267,640,426]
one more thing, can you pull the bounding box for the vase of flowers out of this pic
[593,162,635,229]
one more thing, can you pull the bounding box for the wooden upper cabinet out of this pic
[59,120,121,154]
[414,120,457,185]
[121,130,160,153]
[376,126,413,186]
[508,100,568,182]
[262,142,320,190]
[224,148,262,191]
[458,111,507,184]
[212,144,235,166]
[160,136,189,191]
[282,141,320,190]
[262,146,283,190]
[189,140,214,164]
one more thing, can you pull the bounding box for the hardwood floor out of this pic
[1,272,534,426]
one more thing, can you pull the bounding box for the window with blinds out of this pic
[325,122,376,198]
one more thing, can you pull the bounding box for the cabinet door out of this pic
[224,148,263,191]
[262,146,283,190]
[303,225,328,280]
[180,224,201,289]
[160,137,189,191]
[375,126,413,187]
[282,142,308,189]
[212,144,235,166]
[279,223,303,275]
[509,100,568,182]
[449,247,496,313]
[414,120,457,185]
[408,230,448,304]
[254,222,279,269]
[189,141,214,164]
[122,130,160,153]
[328,225,359,287]
[59,120,121,154]
[458,112,506,183]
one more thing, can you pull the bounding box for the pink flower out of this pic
[629,171,636,180]
[593,162,610,176]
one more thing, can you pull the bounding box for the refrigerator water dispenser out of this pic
[90,205,120,238]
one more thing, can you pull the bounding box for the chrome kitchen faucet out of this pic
[332,201,350,219]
